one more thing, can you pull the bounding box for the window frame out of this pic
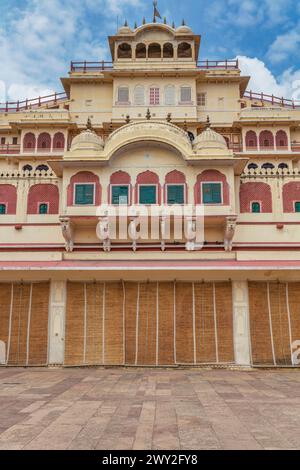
[38,202,49,215]
[73,182,96,206]
[0,203,7,215]
[138,184,158,205]
[116,86,130,105]
[179,86,193,105]
[133,85,145,106]
[110,184,130,205]
[251,201,261,214]
[164,85,175,106]
[201,181,223,205]
[149,87,160,106]
[294,201,300,213]
[197,92,206,107]
[166,183,185,205]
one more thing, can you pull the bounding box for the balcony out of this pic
[243,91,300,109]
[0,144,21,155]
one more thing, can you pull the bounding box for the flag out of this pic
[153,1,162,20]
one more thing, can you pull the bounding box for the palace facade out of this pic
[0,19,299,368]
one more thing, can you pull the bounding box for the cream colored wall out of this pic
[196,81,241,124]
[69,82,113,126]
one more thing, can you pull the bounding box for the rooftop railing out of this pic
[244,91,300,109]
[0,92,68,113]
[69,59,239,72]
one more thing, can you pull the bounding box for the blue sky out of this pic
[1,0,300,102]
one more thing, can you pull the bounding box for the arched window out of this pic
[27,184,59,214]
[23,133,36,151]
[164,85,175,106]
[283,182,300,213]
[178,42,192,58]
[117,43,132,59]
[194,170,229,205]
[240,182,272,213]
[53,132,65,150]
[37,133,51,151]
[251,202,261,213]
[134,85,145,105]
[247,163,258,170]
[136,43,146,58]
[180,86,192,103]
[278,162,288,170]
[148,43,161,58]
[0,185,17,214]
[117,86,129,104]
[67,171,101,206]
[0,204,6,215]
[276,130,288,149]
[136,171,161,204]
[259,130,274,149]
[165,170,186,204]
[245,131,258,149]
[261,162,275,170]
[110,171,131,205]
[36,164,49,172]
[149,87,160,105]
[23,164,33,172]
[163,43,174,58]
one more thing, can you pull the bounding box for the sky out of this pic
[1,0,300,102]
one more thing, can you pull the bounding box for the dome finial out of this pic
[142,17,146,25]
[86,117,93,130]
[182,19,185,26]
[124,19,128,27]
[205,116,211,129]
[134,21,137,29]
[172,21,175,29]
[146,108,151,120]
[163,16,167,24]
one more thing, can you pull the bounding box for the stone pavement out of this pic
[0,367,300,450]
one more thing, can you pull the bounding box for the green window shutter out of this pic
[75,184,94,205]
[139,185,157,204]
[112,186,129,205]
[0,204,6,214]
[202,183,222,204]
[252,202,261,213]
[167,185,184,204]
[39,203,48,214]
[295,202,300,213]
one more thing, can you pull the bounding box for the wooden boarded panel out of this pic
[8,284,31,366]
[194,283,217,364]
[175,282,194,364]
[85,283,104,365]
[288,283,300,356]
[137,283,157,365]
[158,282,175,365]
[269,283,291,366]
[65,282,85,366]
[125,282,138,365]
[215,282,234,363]
[0,283,12,362]
[249,282,274,365]
[104,282,124,365]
[28,282,50,365]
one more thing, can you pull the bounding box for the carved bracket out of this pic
[224,216,237,252]
[59,217,74,252]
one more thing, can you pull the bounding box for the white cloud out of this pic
[267,28,300,64]
[238,55,300,101]
[207,0,293,28]
[0,0,144,102]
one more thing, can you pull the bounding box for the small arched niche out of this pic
[163,43,174,58]
[148,43,161,59]
[117,43,132,59]
[178,42,192,58]
[136,43,146,59]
